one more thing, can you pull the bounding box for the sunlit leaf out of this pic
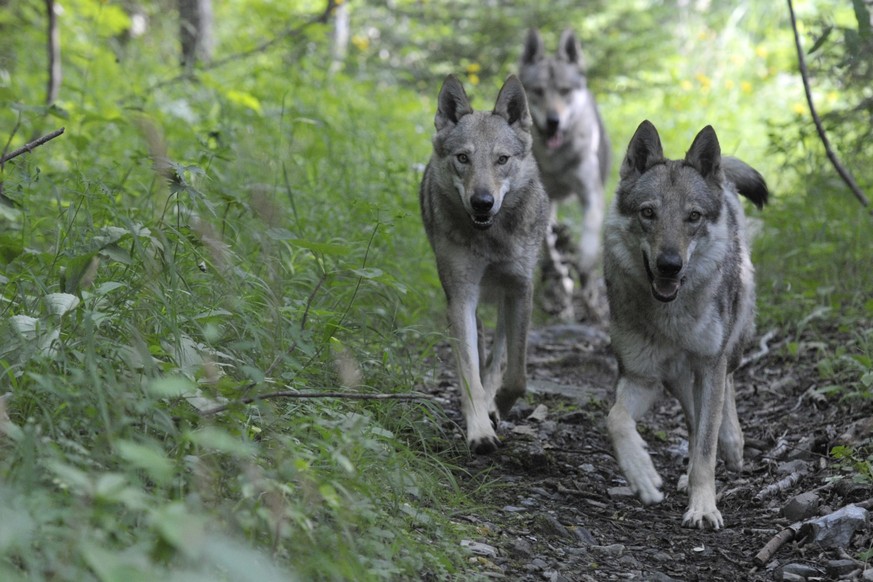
[224,90,263,115]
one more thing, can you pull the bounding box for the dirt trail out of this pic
[426,318,873,581]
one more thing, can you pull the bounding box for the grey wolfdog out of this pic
[420,75,549,454]
[604,120,768,529]
[519,28,611,321]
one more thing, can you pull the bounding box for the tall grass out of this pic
[0,3,472,580]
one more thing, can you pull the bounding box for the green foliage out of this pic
[0,1,466,579]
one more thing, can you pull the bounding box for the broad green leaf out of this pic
[93,281,127,295]
[351,267,384,279]
[80,542,154,582]
[116,440,174,485]
[99,243,132,265]
[148,376,197,398]
[9,315,39,340]
[0,500,34,552]
[45,460,92,495]
[186,427,256,457]
[150,502,205,556]
[44,293,80,316]
[289,238,350,256]
[224,90,263,114]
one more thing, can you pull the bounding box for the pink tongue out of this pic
[547,134,562,149]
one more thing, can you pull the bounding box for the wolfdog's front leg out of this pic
[448,294,500,454]
[683,359,728,529]
[494,285,532,418]
[607,377,663,504]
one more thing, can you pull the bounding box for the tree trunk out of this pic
[179,0,213,68]
[46,0,61,105]
[330,1,349,73]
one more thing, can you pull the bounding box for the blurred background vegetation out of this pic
[0,0,871,579]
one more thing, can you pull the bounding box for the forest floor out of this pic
[423,290,873,581]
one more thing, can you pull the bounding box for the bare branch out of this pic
[198,388,435,416]
[754,522,802,567]
[740,329,778,369]
[0,127,65,166]
[787,0,870,207]
[754,467,808,502]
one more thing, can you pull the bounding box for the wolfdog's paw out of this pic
[469,433,501,455]
[718,440,744,473]
[467,416,501,455]
[624,461,664,505]
[682,496,723,530]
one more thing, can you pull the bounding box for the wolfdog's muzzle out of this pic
[643,250,685,302]
[470,189,495,230]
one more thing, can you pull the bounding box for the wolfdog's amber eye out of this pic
[688,211,702,222]
[640,207,655,219]
[496,155,509,165]
[456,153,469,164]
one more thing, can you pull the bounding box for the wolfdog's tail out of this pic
[723,157,769,209]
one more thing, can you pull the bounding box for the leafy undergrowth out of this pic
[0,8,468,578]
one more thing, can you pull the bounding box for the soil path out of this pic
[426,317,873,581]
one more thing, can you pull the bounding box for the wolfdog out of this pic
[604,120,768,529]
[420,75,549,454]
[519,28,612,321]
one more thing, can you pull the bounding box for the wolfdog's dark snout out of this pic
[545,114,560,135]
[656,250,683,276]
[471,189,494,212]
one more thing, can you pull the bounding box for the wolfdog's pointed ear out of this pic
[493,75,532,131]
[557,29,585,69]
[621,120,664,179]
[521,28,545,65]
[435,75,473,131]
[685,125,722,180]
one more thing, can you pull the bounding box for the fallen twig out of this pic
[754,467,808,502]
[754,521,802,566]
[762,436,790,461]
[787,0,870,208]
[740,329,778,369]
[199,388,435,416]
[0,127,65,165]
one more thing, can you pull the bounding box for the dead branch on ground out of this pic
[754,467,808,502]
[199,389,435,417]
[754,522,803,566]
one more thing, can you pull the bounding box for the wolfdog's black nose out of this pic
[656,251,683,276]
[546,114,560,135]
[471,190,494,213]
